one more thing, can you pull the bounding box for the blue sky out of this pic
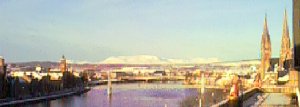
[0,0,293,62]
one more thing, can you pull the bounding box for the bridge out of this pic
[88,76,185,86]
[120,76,186,82]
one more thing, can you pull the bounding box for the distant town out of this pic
[5,55,263,85]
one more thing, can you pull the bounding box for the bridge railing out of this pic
[261,85,297,93]
[211,87,260,107]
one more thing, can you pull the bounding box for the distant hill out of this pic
[11,61,59,68]
[8,55,280,67]
[101,55,220,64]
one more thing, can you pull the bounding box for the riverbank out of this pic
[0,87,90,107]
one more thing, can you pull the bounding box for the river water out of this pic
[22,81,228,107]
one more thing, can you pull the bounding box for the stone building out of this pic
[279,10,292,71]
[259,15,272,80]
[60,55,67,73]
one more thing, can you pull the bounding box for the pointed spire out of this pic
[262,14,271,43]
[279,9,292,70]
[260,14,272,79]
[281,9,290,49]
[284,9,287,21]
[283,9,289,35]
[263,14,269,35]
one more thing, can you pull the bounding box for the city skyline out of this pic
[0,0,293,62]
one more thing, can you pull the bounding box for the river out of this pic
[20,81,228,107]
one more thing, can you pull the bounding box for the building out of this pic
[0,56,7,98]
[153,71,166,76]
[294,0,300,69]
[293,0,300,87]
[60,55,67,72]
[259,15,272,80]
[60,55,84,89]
[279,10,292,72]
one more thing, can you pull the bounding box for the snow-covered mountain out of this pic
[11,55,264,66]
[101,55,220,64]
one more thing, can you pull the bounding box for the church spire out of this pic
[279,9,292,71]
[263,14,269,35]
[259,14,272,80]
[283,9,289,39]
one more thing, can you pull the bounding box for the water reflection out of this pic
[108,93,112,107]
[179,88,226,107]
[21,82,227,107]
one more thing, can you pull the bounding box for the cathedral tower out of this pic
[259,15,272,80]
[279,10,292,71]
